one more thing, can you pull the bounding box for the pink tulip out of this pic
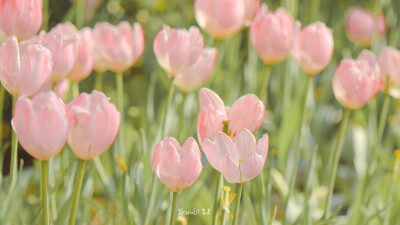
[332,50,381,109]
[202,129,268,183]
[378,47,400,98]
[293,22,334,75]
[345,7,386,47]
[250,5,296,64]
[0,0,42,41]
[0,28,6,43]
[93,22,144,72]
[42,23,79,82]
[153,25,204,77]
[0,36,52,97]
[244,0,261,26]
[152,137,202,192]
[69,27,95,82]
[174,48,217,92]
[12,91,68,161]
[194,0,245,39]
[56,79,70,101]
[197,88,265,144]
[66,90,120,160]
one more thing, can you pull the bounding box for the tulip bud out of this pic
[152,137,202,192]
[66,90,120,160]
[12,91,68,161]
[243,0,261,26]
[293,22,334,75]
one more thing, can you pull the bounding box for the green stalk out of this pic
[212,173,224,225]
[169,191,178,225]
[0,86,4,184]
[160,78,175,138]
[383,150,400,225]
[231,183,243,225]
[259,65,271,104]
[116,72,125,161]
[42,0,49,31]
[72,82,80,98]
[41,161,50,225]
[323,109,351,218]
[75,0,85,29]
[177,93,187,140]
[68,160,86,225]
[282,75,312,224]
[49,159,58,220]
[94,71,103,91]
[8,97,18,192]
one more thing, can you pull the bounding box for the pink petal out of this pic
[240,153,265,181]
[222,156,241,183]
[0,36,20,96]
[202,138,223,172]
[197,108,225,144]
[177,137,202,191]
[256,133,269,162]
[156,139,180,191]
[234,129,257,160]
[198,88,226,113]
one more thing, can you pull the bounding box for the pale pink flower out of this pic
[378,47,400,98]
[243,0,261,26]
[152,137,202,192]
[69,27,95,82]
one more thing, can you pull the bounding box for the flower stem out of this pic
[8,97,18,192]
[169,191,178,225]
[94,71,103,91]
[116,72,125,161]
[323,108,351,218]
[282,75,312,223]
[42,0,49,31]
[160,78,175,138]
[259,65,271,104]
[41,160,49,225]
[384,150,400,225]
[177,92,187,141]
[231,183,243,225]
[68,160,86,225]
[212,173,224,225]
[75,0,85,29]
[72,82,80,98]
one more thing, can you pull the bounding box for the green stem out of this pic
[68,160,86,225]
[75,0,85,29]
[144,176,158,224]
[116,72,125,161]
[282,75,312,223]
[72,82,79,98]
[261,162,271,224]
[177,93,187,140]
[49,159,58,220]
[231,183,243,225]
[323,109,351,218]
[259,65,271,104]
[160,78,175,138]
[42,0,49,31]
[169,191,179,225]
[383,151,400,225]
[8,97,18,192]
[94,71,103,91]
[0,86,4,183]
[212,173,224,225]
[41,160,49,225]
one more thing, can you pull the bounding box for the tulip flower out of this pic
[244,0,261,26]
[250,5,296,65]
[197,88,265,144]
[378,47,400,98]
[152,137,202,192]
[93,22,145,73]
[66,90,120,160]
[293,22,334,75]
[154,25,204,77]
[56,79,70,101]
[12,91,68,160]
[345,6,386,47]
[202,129,268,183]
[194,0,245,39]
[0,36,52,97]
[69,28,94,82]
[0,0,42,41]
[332,50,381,109]
[174,48,217,92]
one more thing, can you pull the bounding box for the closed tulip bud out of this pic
[250,5,296,64]
[93,22,144,72]
[332,50,381,109]
[12,91,68,161]
[66,90,120,160]
[0,36,52,97]
[378,47,400,98]
[345,7,386,47]
[154,25,204,77]
[202,129,269,183]
[243,0,261,26]
[293,22,333,75]
[174,48,217,92]
[69,28,95,82]
[0,0,42,41]
[152,137,202,192]
[194,0,245,39]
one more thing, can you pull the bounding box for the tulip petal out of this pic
[234,129,257,160]
[178,138,202,191]
[156,140,180,191]
[198,88,226,113]
[202,138,223,172]
[240,153,265,181]
[215,132,239,162]
[256,133,269,162]
[197,108,225,144]
[222,156,241,183]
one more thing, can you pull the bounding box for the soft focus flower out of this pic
[152,137,202,192]
[378,47,400,98]
[153,25,204,77]
[93,22,144,72]
[0,0,42,41]
[243,0,261,26]
[332,50,381,109]
[174,48,217,92]
[202,129,269,183]
[0,36,52,97]
[66,90,120,160]
[12,91,68,161]
[250,5,296,64]
[194,0,245,39]
[197,88,265,144]
[42,23,79,82]
[56,79,70,101]
[69,27,94,82]
[293,22,334,75]
[345,6,386,47]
